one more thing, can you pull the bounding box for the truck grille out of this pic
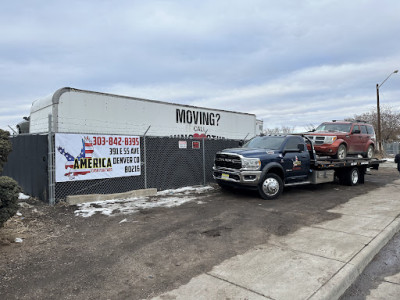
[215,153,242,169]
[306,135,326,145]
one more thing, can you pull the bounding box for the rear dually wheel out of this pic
[345,167,360,186]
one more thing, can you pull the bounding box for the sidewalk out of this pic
[153,170,400,299]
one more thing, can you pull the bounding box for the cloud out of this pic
[1,0,400,131]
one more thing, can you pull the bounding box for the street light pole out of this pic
[376,69,398,155]
[376,83,381,154]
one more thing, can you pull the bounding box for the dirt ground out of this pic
[0,167,398,300]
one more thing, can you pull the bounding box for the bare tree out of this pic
[346,105,400,142]
[263,126,295,135]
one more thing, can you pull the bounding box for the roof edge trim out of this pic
[52,87,72,104]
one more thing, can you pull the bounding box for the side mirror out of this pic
[238,140,244,146]
[297,144,305,152]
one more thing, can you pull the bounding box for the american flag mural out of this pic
[57,136,94,178]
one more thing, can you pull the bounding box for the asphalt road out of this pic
[341,231,400,299]
[0,167,398,300]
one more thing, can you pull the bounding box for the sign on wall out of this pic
[192,141,200,149]
[178,141,187,149]
[55,134,140,182]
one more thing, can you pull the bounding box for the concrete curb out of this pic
[66,188,157,205]
[310,216,400,300]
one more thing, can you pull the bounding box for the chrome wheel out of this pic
[258,173,283,200]
[351,169,359,185]
[262,178,279,196]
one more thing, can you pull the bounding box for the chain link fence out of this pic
[383,142,400,156]
[49,132,239,203]
[3,129,240,204]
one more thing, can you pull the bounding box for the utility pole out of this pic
[376,70,398,156]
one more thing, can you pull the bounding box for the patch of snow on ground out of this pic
[157,185,213,196]
[18,193,30,200]
[75,185,213,218]
[75,196,197,218]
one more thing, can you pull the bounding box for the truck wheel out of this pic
[258,173,283,200]
[345,167,360,186]
[362,145,374,159]
[334,144,347,159]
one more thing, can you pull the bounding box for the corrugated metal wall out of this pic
[2,135,49,201]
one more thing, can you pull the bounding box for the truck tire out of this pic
[258,173,283,200]
[344,167,360,186]
[362,145,374,159]
[334,144,347,159]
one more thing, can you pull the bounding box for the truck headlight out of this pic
[324,136,337,144]
[241,158,261,170]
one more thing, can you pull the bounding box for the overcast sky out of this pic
[1,0,399,132]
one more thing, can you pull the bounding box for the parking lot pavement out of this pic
[154,177,400,300]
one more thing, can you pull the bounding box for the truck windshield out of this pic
[243,136,285,150]
[315,123,351,132]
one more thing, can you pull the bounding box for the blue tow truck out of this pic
[213,135,384,200]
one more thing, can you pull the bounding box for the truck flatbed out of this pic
[311,157,386,170]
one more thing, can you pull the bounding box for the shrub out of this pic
[0,176,21,227]
[0,129,12,173]
[0,130,20,227]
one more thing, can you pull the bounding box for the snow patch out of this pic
[18,193,30,200]
[75,196,197,218]
[74,185,213,218]
[157,185,213,196]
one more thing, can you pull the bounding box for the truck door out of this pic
[282,137,310,182]
[360,125,369,152]
[349,125,363,153]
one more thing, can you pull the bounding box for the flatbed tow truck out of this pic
[213,134,385,200]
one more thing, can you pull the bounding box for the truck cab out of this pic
[213,135,311,199]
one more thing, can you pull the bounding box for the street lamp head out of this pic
[394,70,399,73]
